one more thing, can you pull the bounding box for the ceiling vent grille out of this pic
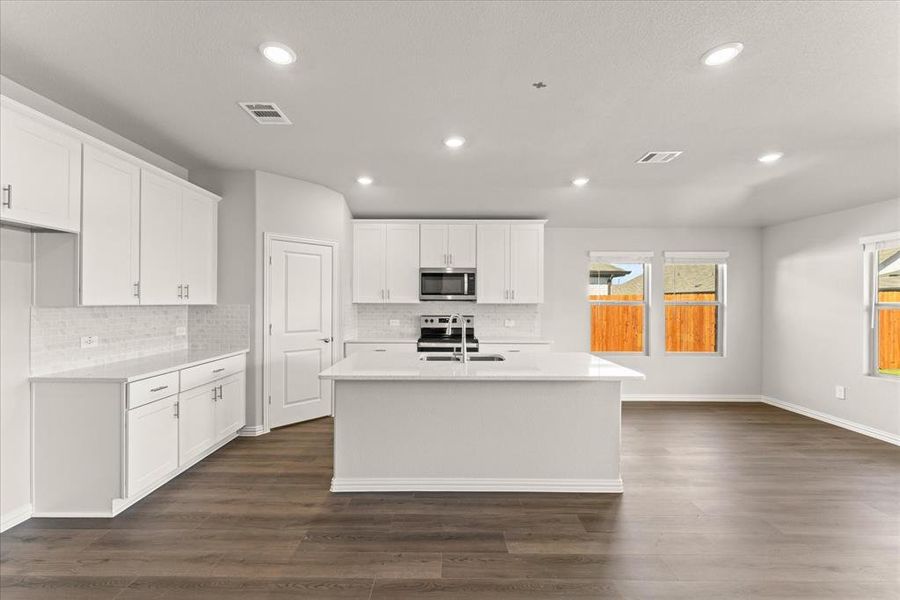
[637,151,682,164]
[238,102,292,125]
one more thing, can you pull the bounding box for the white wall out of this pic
[542,227,763,396]
[762,198,900,438]
[1,226,33,528]
[253,171,353,428]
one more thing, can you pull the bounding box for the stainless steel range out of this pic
[417,315,478,353]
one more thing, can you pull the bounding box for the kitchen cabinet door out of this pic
[177,384,216,466]
[180,188,217,305]
[476,224,509,303]
[0,105,82,232]
[447,224,476,268]
[215,372,246,441]
[385,224,420,303]
[80,145,141,305]
[509,224,543,303]
[139,170,182,304]
[353,223,387,302]
[126,395,179,497]
[419,224,448,268]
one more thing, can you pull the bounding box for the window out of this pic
[863,234,900,377]
[588,252,652,353]
[663,252,727,354]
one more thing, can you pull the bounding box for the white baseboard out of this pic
[238,425,268,437]
[761,396,900,446]
[623,394,762,402]
[331,477,624,493]
[1,503,32,532]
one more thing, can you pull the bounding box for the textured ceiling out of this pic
[1,0,898,226]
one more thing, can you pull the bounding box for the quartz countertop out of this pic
[30,348,249,383]
[319,351,643,382]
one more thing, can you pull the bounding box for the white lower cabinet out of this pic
[126,394,179,497]
[479,342,552,354]
[345,341,418,357]
[177,383,217,466]
[31,352,247,518]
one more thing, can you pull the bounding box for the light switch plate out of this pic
[834,385,846,400]
[175,326,187,336]
[80,335,99,349]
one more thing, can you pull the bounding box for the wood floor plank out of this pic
[1,403,897,599]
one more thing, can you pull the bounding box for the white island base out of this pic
[321,352,643,493]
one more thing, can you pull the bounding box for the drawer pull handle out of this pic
[150,385,169,392]
[212,367,226,373]
[374,349,387,352]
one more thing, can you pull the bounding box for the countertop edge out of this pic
[345,338,554,345]
[321,374,643,382]
[30,348,250,383]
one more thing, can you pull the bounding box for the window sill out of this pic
[591,351,648,357]
[663,352,724,357]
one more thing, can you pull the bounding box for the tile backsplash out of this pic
[352,302,541,339]
[31,304,250,375]
[189,304,251,352]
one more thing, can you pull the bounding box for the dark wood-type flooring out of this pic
[2,402,898,599]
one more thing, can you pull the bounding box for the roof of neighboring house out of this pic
[881,249,900,291]
[611,274,644,296]
[589,263,632,277]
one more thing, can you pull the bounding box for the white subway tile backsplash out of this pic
[352,303,540,339]
[31,304,251,375]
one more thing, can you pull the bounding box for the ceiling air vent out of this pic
[238,102,292,125]
[636,151,682,164]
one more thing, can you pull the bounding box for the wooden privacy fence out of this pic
[879,291,900,371]
[590,293,717,353]
[591,291,899,365]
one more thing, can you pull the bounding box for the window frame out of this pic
[863,233,900,379]
[662,252,727,356]
[587,252,652,356]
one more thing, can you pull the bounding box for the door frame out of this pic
[262,233,341,432]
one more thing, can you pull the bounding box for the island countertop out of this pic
[319,351,644,382]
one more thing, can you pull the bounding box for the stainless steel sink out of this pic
[419,354,506,362]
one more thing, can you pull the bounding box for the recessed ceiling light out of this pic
[701,42,744,67]
[757,152,783,164]
[572,177,590,187]
[259,42,297,65]
[357,175,374,186]
[444,136,466,149]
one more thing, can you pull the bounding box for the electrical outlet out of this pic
[80,335,99,349]
[389,319,400,327]
[835,385,846,400]
[505,319,516,327]
[175,326,187,336]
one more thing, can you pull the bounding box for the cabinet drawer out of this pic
[345,342,417,357]
[180,354,246,391]
[127,371,179,410]
[479,343,552,355]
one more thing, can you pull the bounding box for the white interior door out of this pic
[268,239,334,428]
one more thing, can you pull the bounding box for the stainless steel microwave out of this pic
[419,268,476,301]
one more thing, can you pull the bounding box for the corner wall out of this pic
[761,198,900,439]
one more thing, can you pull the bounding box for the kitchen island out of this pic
[319,352,644,493]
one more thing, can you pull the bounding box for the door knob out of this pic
[321,337,333,343]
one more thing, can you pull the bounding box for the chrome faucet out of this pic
[447,313,468,363]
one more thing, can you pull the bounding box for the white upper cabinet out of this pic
[509,223,544,303]
[353,223,387,303]
[385,224,421,302]
[353,222,420,303]
[139,170,218,305]
[477,222,544,304]
[180,189,217,305]
[476,223,510,303]
[419,223,476,268]
[140,170,183,304]
[0,103,82,232]
[419,224,449,268]
[447,224,477,268]
[80,145,141,305]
